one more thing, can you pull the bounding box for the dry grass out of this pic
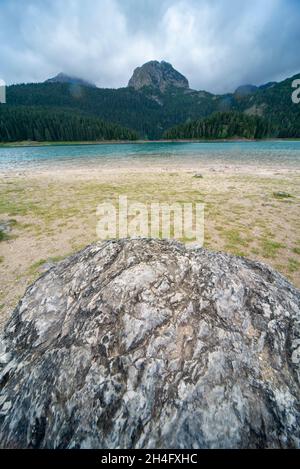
[0,163,299,329]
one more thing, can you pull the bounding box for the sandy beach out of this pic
[0,159,299,330]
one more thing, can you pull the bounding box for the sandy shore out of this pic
[0,160,299,330]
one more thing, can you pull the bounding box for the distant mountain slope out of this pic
[45,73,96,88]
[164,111,275,140]
[2,63,300,140]
[0,106,138,142]
[234,84,258,99]
[235,73,300,137]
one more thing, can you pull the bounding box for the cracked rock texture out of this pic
[0,239,300,449]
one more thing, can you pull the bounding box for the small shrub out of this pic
[273,192,292,199]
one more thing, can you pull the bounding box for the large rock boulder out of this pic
[0,239,299,449]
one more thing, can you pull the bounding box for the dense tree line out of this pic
[0,106,138,142]
[163,112,276,140]
[3,73,300,139]
[6,83,224,139]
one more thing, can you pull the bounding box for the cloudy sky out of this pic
[0,0,299,93]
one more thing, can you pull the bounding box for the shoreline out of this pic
[1,161,299,330]
[1,138,300,149]
[1,159,299,179]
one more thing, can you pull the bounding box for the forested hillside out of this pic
[1,62,300,141]
[5,83,218,140]
[235,75,300,138]
[163,112,275,140]
[0,106,138,142]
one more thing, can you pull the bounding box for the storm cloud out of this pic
[0,0,299,93]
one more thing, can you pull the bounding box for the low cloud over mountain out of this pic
[0,0,300,93]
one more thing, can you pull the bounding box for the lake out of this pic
[1,141,300,171]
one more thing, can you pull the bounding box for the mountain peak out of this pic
[234,84,258,98]
[45,73,96,88]
[128,60,189,92]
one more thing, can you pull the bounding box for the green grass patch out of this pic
[27,254,70,276]
[0,230,9,241]
[260,239,285,259]
[49,255,68,263]
[228,248,248,257]
[288,258,300,273]
[27,259,48,276]
[0,197,39,217]
[273,191,293,200]
[223,229,249,248]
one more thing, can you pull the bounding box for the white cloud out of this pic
[0,0,299,92]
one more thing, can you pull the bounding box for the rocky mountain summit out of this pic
[128,60,189,92]
[0,239,299,449]
[45,73,96,88]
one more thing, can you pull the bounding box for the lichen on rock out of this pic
[0,238,299,448]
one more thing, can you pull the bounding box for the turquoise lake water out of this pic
[0,141,300,170]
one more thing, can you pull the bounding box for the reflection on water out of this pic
[0,141,300,170]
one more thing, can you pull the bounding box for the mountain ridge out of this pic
[45,73,96,88]
[2,62,300,140]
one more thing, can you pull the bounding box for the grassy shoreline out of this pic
[1,162,299,330]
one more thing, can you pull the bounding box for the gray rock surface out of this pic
[0,220,14,235]
[128,61,189,92]
[0,238,299,449]
[0,219,15,241]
